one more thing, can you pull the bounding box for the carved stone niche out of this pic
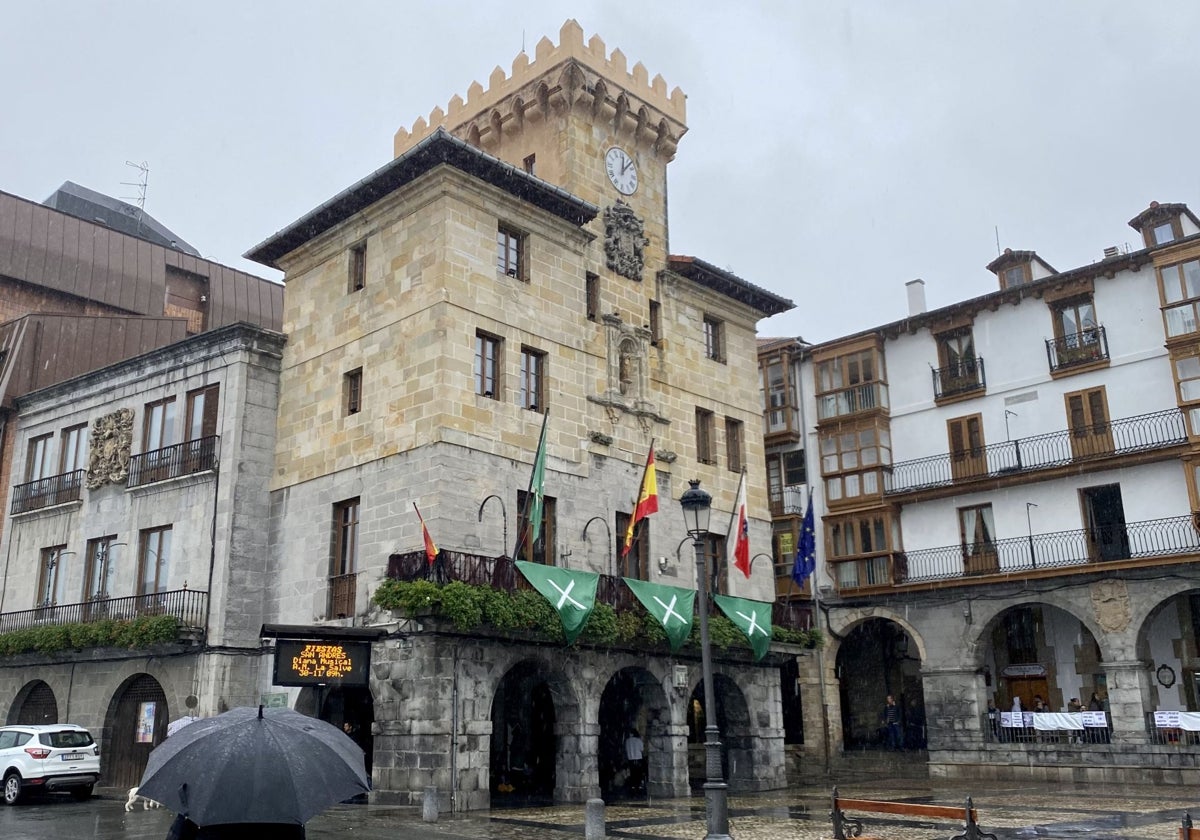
[601,313,654,409]
[604,202,648,282]
[86,408,135,490]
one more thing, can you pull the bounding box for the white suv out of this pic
[0,724,101,805]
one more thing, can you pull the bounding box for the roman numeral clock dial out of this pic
[605,147,638,195]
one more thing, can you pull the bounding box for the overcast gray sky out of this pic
[3,1,1197,343]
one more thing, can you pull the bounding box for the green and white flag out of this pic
[623,578,695,652]
[516,560,598,644]
[713,594,774,661]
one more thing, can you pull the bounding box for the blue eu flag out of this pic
[791,495,816,586]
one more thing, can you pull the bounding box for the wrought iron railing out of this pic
[885,408,1186,494]
[127,436,220,488]
[0,588,207,633]
[1047,326,1108,372]
[932,357,985,399]
[10,469,85,515]
[982,711,1111,745]
[816,382,889,421]
[386,549,813,631]
[1145,713,1200,746]
[892,514,1200,586]
[768,485,807,517]
[328,572,357,619]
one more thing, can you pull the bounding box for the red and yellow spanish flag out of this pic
[414,503,439,565]
[621,444,659,558]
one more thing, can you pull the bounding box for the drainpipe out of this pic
[203,451,221,642]
[451,644,460,812]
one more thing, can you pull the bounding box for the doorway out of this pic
[102,674,167,788]
[1081,484,1130,562]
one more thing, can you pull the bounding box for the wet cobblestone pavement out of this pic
[1,780,1197,839]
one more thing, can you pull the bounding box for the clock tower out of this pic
[392,19,688,284]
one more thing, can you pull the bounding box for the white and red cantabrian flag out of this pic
[727,472,751,578]
[621,444,659,558]
[414,503,439,565]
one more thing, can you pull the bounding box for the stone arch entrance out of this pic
[597,666,670,800]
[295,684,375,775]
[835,618,925,749]
[686,673,753,790]
[489,658,576,808]
[1136,587,1200,713]
[102,674,168,788]
[7,680,58,725]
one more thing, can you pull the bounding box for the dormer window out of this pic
[1129,201,1200,249]
[1003,264,1030,288]
[986,248,1056,291]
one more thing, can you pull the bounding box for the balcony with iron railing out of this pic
[932,357,985,400]
[816,382,889,422]
[831,514,1200,591]
[10,469,85,515]
[127,436,220,488]
[386,549,813,631]
[768,484,807,518]
[885,408,1187,496]
[0,588,207,633]
[1046,326,1109,373]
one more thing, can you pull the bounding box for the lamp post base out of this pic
[702,780,732,840]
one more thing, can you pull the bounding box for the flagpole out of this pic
[621,438,655,560]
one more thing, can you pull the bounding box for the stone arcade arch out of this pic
[686,673,754,790]
[834,617,925,749]
[597,665,670,800]
[295,684,375,774]
[488,658,579,808]
[1136,587,1200,714]
[6,679,58,725]
[101,673,168,789]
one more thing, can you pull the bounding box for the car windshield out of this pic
[43,731,94,748]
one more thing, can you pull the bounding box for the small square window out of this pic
[344,368,363,415]
[349,243,366,292]
[496,224,527,281]
[1154,221,1176,245]
[523,154,536,175]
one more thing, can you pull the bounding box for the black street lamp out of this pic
[680,479,731,840]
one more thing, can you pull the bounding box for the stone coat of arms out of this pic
[86,408,135,489]
[604,202,648,282]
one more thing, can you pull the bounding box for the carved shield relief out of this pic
[86,408,135,489]
[604,202,648,281]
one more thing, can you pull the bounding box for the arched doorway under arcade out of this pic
[102,674,168,788]
[686,673,753,791]
[597,666,670,800]
[489,659,575,808]
[295,684,375,774]
[7,680,59,725]
[1137,587,1200,744]
[835,618,926,750]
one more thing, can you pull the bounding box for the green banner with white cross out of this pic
[623,578,695,652]
[516,561,598,644]
[713,594,774,661]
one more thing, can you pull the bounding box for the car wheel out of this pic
[2,772,21,806]
[70,785,93,801]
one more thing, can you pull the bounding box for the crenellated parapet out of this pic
[393,19,688,159]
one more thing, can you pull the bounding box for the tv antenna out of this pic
[121,160,150,236]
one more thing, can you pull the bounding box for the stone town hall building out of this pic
[1,22,802,808]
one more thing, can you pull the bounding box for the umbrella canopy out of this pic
[137,706,369,826]
[166,715,201,737]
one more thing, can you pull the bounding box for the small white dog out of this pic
[125,786,162,811]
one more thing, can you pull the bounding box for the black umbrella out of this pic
[137,706,369,826]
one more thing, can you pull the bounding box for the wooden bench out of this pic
[831,786,996,840]
[1181,811,1198,840]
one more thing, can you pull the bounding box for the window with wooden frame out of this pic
[186,385,219,440]
[1065,386,1113,459]
[828,512,893,590]
[496,223,527,281]
[766,450,808,514]
[586,272,599,321]
[725,417,744,473]
[348,242,366,292]
[1002,263,1031,289]
[959,503,998,575]
[520,347,546,412]
[695,408,716,465]
[1158,259,1200,338]
[615,510,648,581]
[59,424,87,474]
[143,397,177,452]
[475,332,502,399]
[138,526,172,596]
[343,368,363,416]
[1152,219,1181,246]
[947,414,986,481]
[37,545,68,607]
[332,498,359,577]
[1174,354,1200,436]
[516,490,556,565]
[1050,295,1103,366]
[936,328,980,390]
[26,433,54,481]
[523,154,536,175]
[702,315,724,362]
[84,535,118,601]
[819,420,890,503]
[649,300,662,346]
[815,346,888,420]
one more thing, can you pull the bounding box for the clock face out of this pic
[605,147,638,195]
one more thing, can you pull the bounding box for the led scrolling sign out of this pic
[272,639,370,686]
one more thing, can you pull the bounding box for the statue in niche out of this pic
[86,408,135,489]
[604,202,648,282]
